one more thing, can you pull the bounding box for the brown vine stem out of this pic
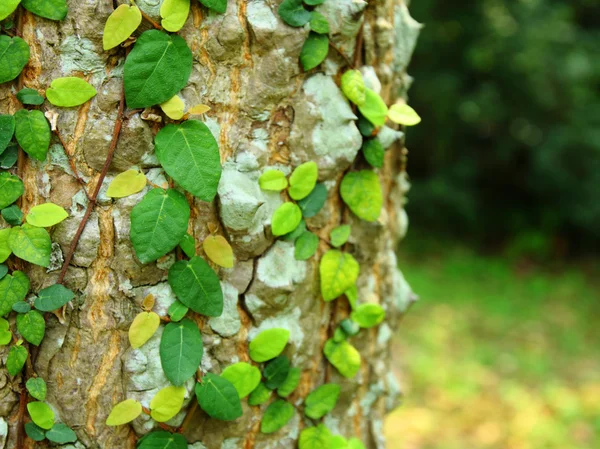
[328,41,354,69]
[140,10,163,30]
[50,123,92,201]
[56,82,126,285]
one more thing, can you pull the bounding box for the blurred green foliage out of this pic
[406,0,600,252]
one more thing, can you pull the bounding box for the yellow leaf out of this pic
[203,235,234,268]
[106,170,147,198]
[187,104,211,115]
[103,5,142,51]
[106,399,142,426]
[388,103,421,126]
[160,0,190,33]
[150,386,186,422]
[128,311,160,349]
[160,95,185,120]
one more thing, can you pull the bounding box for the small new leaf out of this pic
[259,170,288,191]
[249,328,290,363]
[288,161,318,200]
[106,399,142,426]
[271,203,302,237]
[388,103,422,126]
[261,400,295,434]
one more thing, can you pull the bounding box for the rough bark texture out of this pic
[0,1,421,448]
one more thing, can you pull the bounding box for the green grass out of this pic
[385,239,600,449]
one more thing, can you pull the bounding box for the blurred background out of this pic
[385,0,600,448]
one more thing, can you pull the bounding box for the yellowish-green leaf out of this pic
[203,235,234,268]
[187,104,211,115]
[26,203,68,228]
[106,399,143,426]
[299,425,332,449]
[259,169,288,191]
[324,338,361,378]
[340,170,382,222]
[150,385,186,422]
[160,95,185,120]
[160,0,190,32]
[358,88,388,127]
[0,229,13,263]
[271,203,302,236]
[221,362,261,398]
[103,4,142,50]
[129,311,160,349]
[27,402,54,430]
[46,77,97,108]
[341,70,366,106]
[249,328,290,363]
[0,0,21,21]
[107,170,147,198]
[320,250,359,301]
[8,224,51,267]
[288,161,318,200]
[388,103,421,126]
[350,303,385,328]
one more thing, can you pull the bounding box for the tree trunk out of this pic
[0,1,421,448]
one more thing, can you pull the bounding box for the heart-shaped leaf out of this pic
[17,310,45,345]
[271,203,302,237]
[324,338,361,378]
[28,401,54,430]
[21,0,68,20]
[295,231,319,260]
[319,250,359,301]
[299,425,332,449]
[26,377,47,401]
[0,271,29,316]
[103,4,142,50]
[340,170,382,222]
[0,172,24,209]
[9,224,51,267]
[45,424,77,444]
[341,70,366,106]
[14,109,50,161]
[106,399,142,426]
[350,303,386,328]
[259,169,288,191]
[221,362,261,398]
[300,32,329,71]
[249,328,290,363]
[160,0,190,32]
[7,344,28,376]
[0,36,30,84]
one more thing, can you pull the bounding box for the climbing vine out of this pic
[0,0,419,448]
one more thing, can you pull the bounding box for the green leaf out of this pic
[289,161,318,200]
[277,366,301,397]
[46,77,96,108]
[339,318,360,337]
[0,114,15,153]
[330,225,351,248]
[264,356,290,389]
[26,377,47,401]
[299,425,332,449]
[324,338,361,378]
[130,188,190,264]
[168,256,223,316]
[124,30,193,108]
[297,183,327,218]
[168,300,189,322]
[0,318,11,345]
[281,219,306,242]
[362,138,384,168]
[259,170,288,191]
[160,318,203,386]
[278,0,311,27]
[106,169,147,198]
[28,401,55,430]
[34,284,74,312]
[26,203,68,227]
[261,400,295,434]
[0,264,6,281]
[0,0,21,21]
[21,0,68,20]
[271,203,302,237]
[348,438,367,449]
[221,362,261,399]
[12,301,31,314]
[304,383,341,419]
[138,431,187,449]
[46,423,77,444]
[248,383,272,406]
[350,303,385,328]
[198,0,227,14]
[0,229,11,263]
[295,231,319,260]
[178,233,196,258]
[7,344,28,376]
[203,235,234,268]
[340,170,382,222]
[103,4,142,50]
[341,70,366,106]
[154,120,221,201]
[161,0,190,32]
[304,0,325,5]
[2,204,23,226]
[150,385,186,422]
[0,172,24,209]
[310,11,330,34]
[0,144,18,169]
[16,88,44,105]
[319,250,359,301]
[345,284,358,309]
[195,373,243,421]
[358,88,388,127]
[24,422,46,442]
[14,109,50,161]
[106,399,142,426]
[17,310,45,346]
[249,328,290,363]
[0,36,30,84]
[300,32,329,71]
[0,271,29,316]
[9,224,51,267]
[128,311,160,349]
[388,103,421,126]
[331,436,349,449]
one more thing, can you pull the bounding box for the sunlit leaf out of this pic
[16,310,45,346]
[248,383,271,406]
[388,103,421,126]
[288,161,318,200]
[27,401,54,430]
[103,4,142,50]
[129,311,160,349]
[0,0,21,21]
[350,303,386,328]
[340,170,382,222]
[7,344,28,376]
[271,203,302,237]
[150,385,186,422]
[9,224,51,267]
[324,338,361,378]
[160,95,185,120]
[26,203,68,228]
[330,225,351,248]
[26,377,47,401]
[187,104,211,115]
[304,383,341,419]
[299,425,332,449]
[341,70,366,106]
[46,77,96,108]
[249,328,290,363]
[259,169,288,191]
[310,11,330,34]
[358,88,388,127]
[320,250,359,301]
[221,362,261,398]
[160,0,190,32]
[106,399,142,426]
[203,235,234,268]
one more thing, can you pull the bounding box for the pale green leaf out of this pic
[330,225,351,248]
[26,377,47,401]
[106,170,147,198]
[160,94,185,120]
[324,338,361,378]
[14,109,50,161]
[271,203,302,237]
[0,172,24,209]
[277,366,301,397]
[259,170,288,191]
[300,32,329,71]
[150,385,186,422]
[124,30,193,108]
[46,77,97,108]
[0,271,29,316]
[27,401,54,430]
[295,231,319,260]
[221,362,261,398]
[304,383,341,419]
[154,120,221,201]
[288,161,318,200]
[348,438,366,449]
[8,224,51,267]
[350,303,386,328]
[261,400,294,434]
[26,203,68,227]
[195,373,243,421]
[7,344,28,376]
[341,70,366,106]
[129,311,160,349]
[0,318,11,345]
[106,399,142,426]
[160,0,190,32]
[249,328,290,363]
[21,0,67,21]
[340,170,382,222]
[130,188,190,264]
[299,425,332,449]
[203,235,234,268]
[248,383,271,406]
[34,284,74,312]
[278,0,311,27]
[358,88,388,127]
[319,250,359,301]
[0,36,30,84]
[160,318,203,386]
[103,4,142,50]
[0,0,21,21]
[168,256,223,316]
[388,103,422,126]
[16,310,45,346]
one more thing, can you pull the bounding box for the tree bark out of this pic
[0,1,421,448]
